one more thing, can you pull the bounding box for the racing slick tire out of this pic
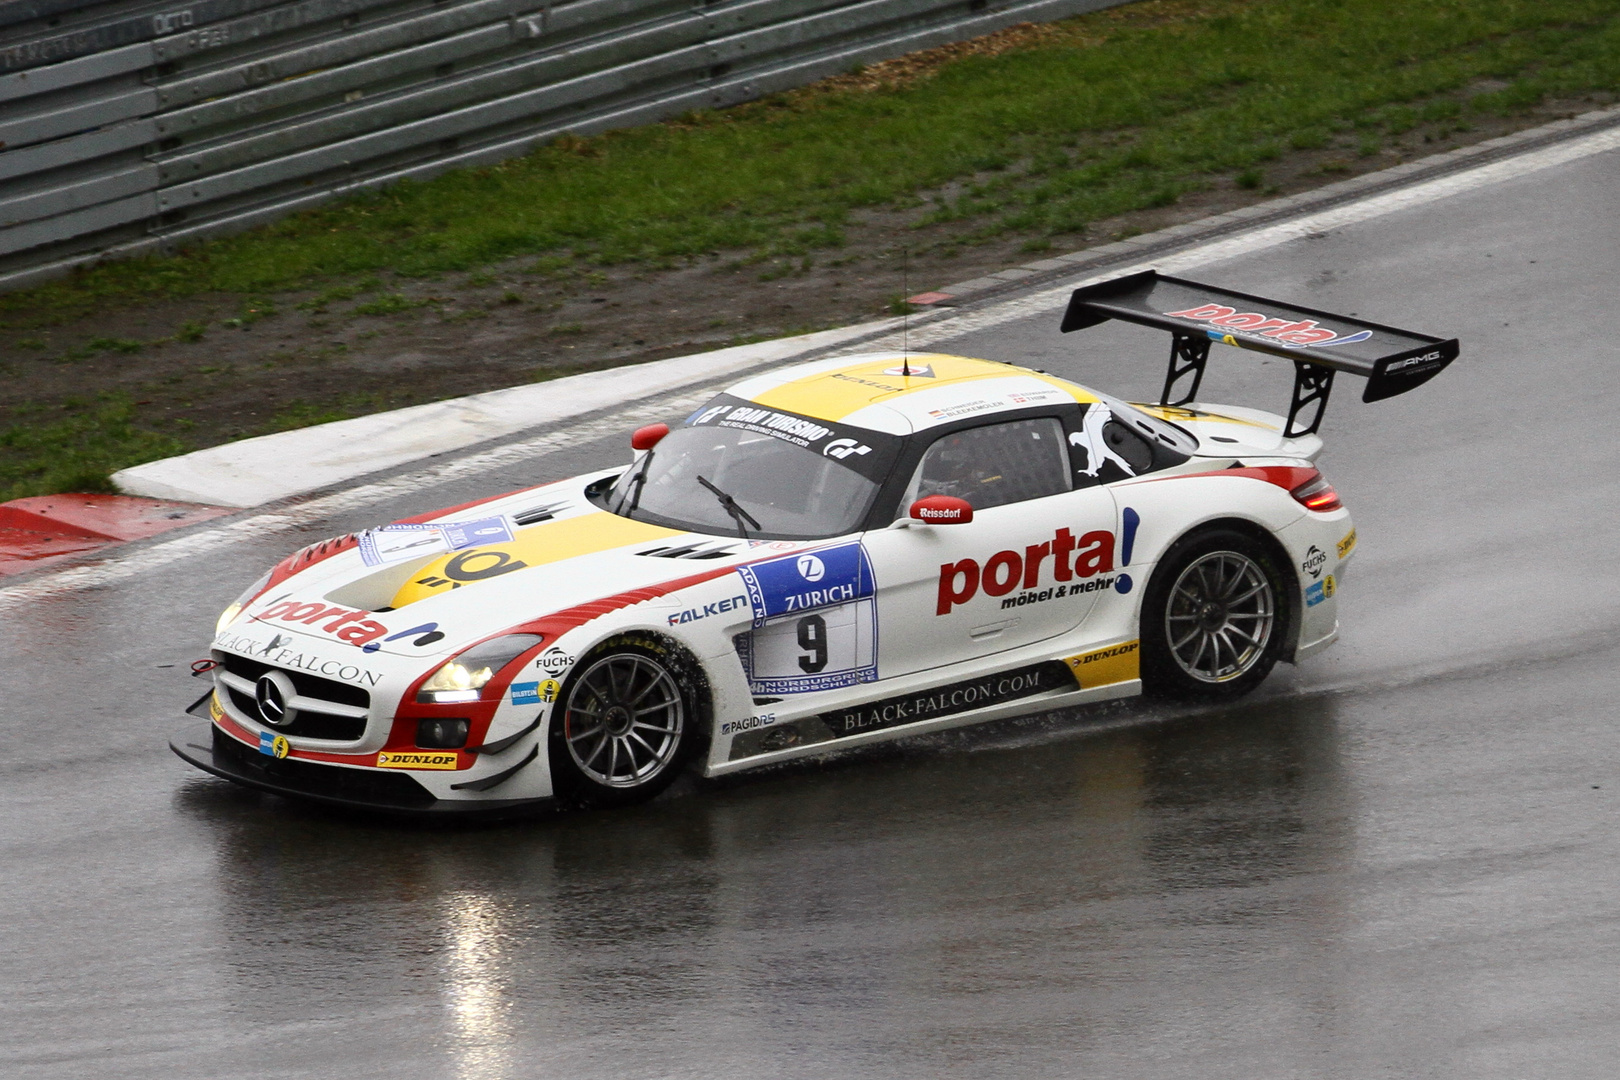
[547,635,707,809]
[1140,527,1288,700]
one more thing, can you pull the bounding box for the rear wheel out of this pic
[547,638,703,808]
[1141,529,1287,699]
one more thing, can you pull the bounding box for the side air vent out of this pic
[637,543,739,560]
[512,501,569,526]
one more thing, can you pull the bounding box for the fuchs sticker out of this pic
[736,543,876,628]
[534,647,575,676]
[1301,545,1327,579]
[377,751,458,769]
[1337,528,1358,559]
[1164,303,1373,349]
[817,661,1073,738]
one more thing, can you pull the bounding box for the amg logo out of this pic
[1387,350,1443,371]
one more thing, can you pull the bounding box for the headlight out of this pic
[216,570,272,633]
[416,634,543,704]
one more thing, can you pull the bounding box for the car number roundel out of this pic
[734,542,879,695]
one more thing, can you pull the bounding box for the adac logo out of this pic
[1337,528,1357,560]
[1301,544,1328,579]
[937,509,1141,615]
[1164,303,1373,349]
[881,363,935,378]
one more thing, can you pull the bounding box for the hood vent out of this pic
[638,542,738,560]
[512,500,571,526]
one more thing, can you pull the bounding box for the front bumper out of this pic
[170,722,555,822]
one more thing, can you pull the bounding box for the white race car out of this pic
[172,272,1455,817]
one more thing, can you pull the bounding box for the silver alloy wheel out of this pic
[1164,550,1276,683]
[563,654,685,788]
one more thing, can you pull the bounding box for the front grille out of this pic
[214,650,370,742]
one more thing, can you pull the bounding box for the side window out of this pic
[902,417,1070,513]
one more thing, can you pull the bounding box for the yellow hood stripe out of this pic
[389,512,682,608]
[751,355,1095,423]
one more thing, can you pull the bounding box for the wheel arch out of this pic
[1150,515,1302,665]
[558,625,718,749]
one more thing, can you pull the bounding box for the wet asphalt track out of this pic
[6,139,1620,1078]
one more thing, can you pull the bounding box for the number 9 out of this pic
[797,614,828,673]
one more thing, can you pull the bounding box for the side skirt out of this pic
[706,679,1140,777]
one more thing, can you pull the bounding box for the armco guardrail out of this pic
[0,0,1128,292]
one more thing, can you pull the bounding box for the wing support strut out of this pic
[1285,361,1335,438]
[1161,334,1210,407]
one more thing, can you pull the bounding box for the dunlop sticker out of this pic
[1063,640,1140,688]
[376,751,459,770]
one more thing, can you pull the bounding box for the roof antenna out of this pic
[902,244,911,377]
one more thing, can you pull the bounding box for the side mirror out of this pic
[909,495,973,524]
[631,423,669,451]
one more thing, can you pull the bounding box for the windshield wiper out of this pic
[696,475,761,540]
[610,450,656,516]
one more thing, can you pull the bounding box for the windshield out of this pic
[602,425,885,540]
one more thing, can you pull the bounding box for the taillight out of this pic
[1290,473,1342,512]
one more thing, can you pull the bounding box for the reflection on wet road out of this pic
[6,141,1620,1078]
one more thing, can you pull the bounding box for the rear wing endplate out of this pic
[1060,270,1458,437]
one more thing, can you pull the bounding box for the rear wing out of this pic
[1060,270,1458,437]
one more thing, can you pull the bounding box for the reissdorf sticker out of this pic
[376,751,459,770]
[817,661,1073,738]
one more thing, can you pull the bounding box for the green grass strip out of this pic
[0,396,185,502]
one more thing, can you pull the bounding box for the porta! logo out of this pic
[1164,304,1373,349]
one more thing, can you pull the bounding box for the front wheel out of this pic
[547,638,703,808]
[1141,529,1288,699]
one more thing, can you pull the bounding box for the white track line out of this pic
[7,121,1619,608]
[0,390,711,612]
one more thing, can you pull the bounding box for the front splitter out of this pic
[170,722,556,823]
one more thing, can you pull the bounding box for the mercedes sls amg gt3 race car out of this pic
[172,271,1456,817]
